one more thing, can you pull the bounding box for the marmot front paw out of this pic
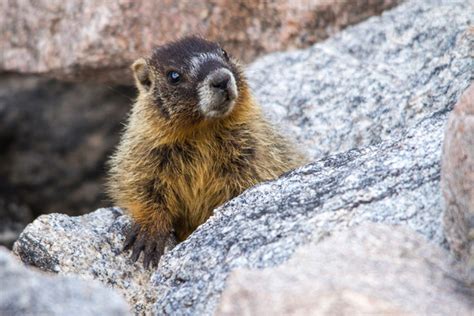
[123,223,168,269]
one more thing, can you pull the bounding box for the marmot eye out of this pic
[167,71,181,84]
[221,49,229,61]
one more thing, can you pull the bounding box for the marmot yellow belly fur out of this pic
[107,36,306,268]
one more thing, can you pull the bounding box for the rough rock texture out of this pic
[0,74,134,246]
[249,0,473,159]
[217,224,473,315]
[442,83,474,282]
[0,247,130,315]
[152,111,454,315]
[13,208,176,315]
[0,0,401,84]
[11,0,474,315]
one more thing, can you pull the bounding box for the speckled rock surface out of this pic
[13,208,176,315]
[442,83,474,282]
[216,224,473,315]
[0,247,130,316]
[152,111,455,315]
[0,0,400,84]
[11,0,474,315]
[249,0,473,160]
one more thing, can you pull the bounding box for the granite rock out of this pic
[0,0,400,84]
[442,83,474,283]
[217,224,473,315]
[151,110,456,315]
[249,0,473,160]
[13,208,176,315]
[0,247,130,316]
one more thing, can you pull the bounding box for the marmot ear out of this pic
[132,58,152,91]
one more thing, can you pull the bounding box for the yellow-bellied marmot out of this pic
[107,36,306,268]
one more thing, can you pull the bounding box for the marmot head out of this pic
[133,36,245,124]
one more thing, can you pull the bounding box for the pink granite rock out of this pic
[0,0,400,84]
[217,224,473,315]
[442,83,474,282]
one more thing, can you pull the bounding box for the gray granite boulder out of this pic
[12,0,474,315]
[249,0,473,160]
[13,208,176,315]
[152,107,457,315]
[0,247,130,316]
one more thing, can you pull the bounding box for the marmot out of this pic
[107,36,306,268]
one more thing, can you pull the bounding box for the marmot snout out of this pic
[107,36,306,268]
[198,68,238,118]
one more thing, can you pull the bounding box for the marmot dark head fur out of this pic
[133,36,246,128]
[107,36,306,268]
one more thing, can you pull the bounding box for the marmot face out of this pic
[132,36,243,123]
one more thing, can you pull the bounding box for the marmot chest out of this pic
[153,133,258,214]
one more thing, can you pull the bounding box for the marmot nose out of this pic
[203,69,238,105]
[210,73,230,91]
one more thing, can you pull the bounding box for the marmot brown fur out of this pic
[107,36,306,268]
